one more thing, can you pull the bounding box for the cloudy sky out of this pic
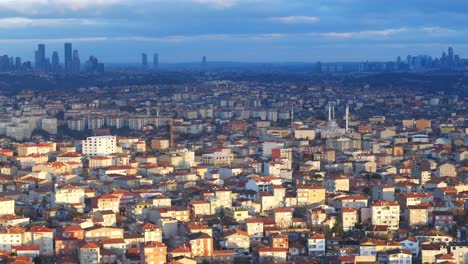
[0,0,467,63]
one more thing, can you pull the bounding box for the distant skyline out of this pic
[1,0,468,63]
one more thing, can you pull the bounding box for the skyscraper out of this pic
[72,50,80,72]
[0,55,10,71]
[37,44,46,71]
[448,47,454,59]
[85,56,104,73]
[202,56,207,67]
[315,61,322,73]
[34,51,39,69]
[153,53,159,69]
[44,58,51,73]
[448,47,454,66]
[52,51,59,72]
[64,43,72,73]
[15,57,21,70]
[86,56,98,72]
[141,53,148,68]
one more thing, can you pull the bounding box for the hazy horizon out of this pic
[0,0,467,63]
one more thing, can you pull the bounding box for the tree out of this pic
[362,187,371,195]
[33,257,42,264]
[331,221,344,237]
[365,173,372,181]
[313,174,323,181]
[450,224,458,237]
[218,207,226,219]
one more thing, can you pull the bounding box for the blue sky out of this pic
[0,0,467,63]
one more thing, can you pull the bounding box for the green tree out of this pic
[219,207,225,219]
[33,257,42,264]
[332,221,344,236]
[362,187,371,195]
[365,173,372,181]
[450,224,458,237]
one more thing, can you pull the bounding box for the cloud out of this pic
[315,28,408,38]
[108,33,287,42]
[112,34,230,42]
[0,33,289,44]
[421,26,457,36]
[0,17,101,29]
[0,27,429,45]
[315,27,461,39]
[0,26,457,46]
[0,37,108,44]
[319,32,353,38]
[0,0,247,15]
[191,0,238,9]
[0,0,124,15]
[268,16,319,24]
[360,28,408,36]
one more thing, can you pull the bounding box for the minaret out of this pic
[328,103,332,121]
[345,104,349,132]
[332,104,335,119]
[291,106,294,127]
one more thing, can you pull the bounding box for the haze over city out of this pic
[1,0,468,63]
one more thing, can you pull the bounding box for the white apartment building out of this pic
[52,185,85,207]
[307,233,326,256]
[371,200,400,231]
[201,152,234,166]
[0,198,15,216]
[82,136,117,156]
[41,118,57,134]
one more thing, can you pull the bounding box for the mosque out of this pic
[316,103,349,139]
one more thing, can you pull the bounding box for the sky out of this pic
[0,0,468,63]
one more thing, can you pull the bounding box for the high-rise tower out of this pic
[448,47,454,66]
[52,51,59,72]
[37,44,46,71]
[72,50,80,72]
[153,53,159,69]
[202,56,207,67]
[64,43,72,72]
[141,53,148,68]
